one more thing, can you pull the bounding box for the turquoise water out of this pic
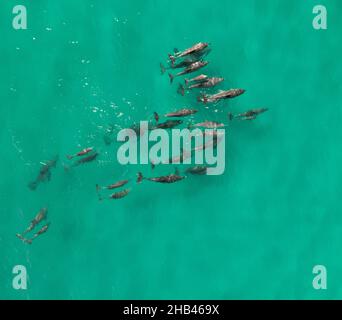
[1,0,342,299]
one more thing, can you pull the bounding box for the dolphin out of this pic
[160,57,199,74]
[198,89,245,103]
[185,74,209,85]
[188,77,224,89]
[165,109,198,118]
[16,233,32,245]
[152,120,183,130]
[191,121,225,129]
[230,108,269,121]
[29,223,50,241]
[22,207,48,235]
[168,42,209,64]
[96,180,129,191]
[28,156,58,190]
[169,61,209,83]
[137,170,185,184]
[178,77,224,95]
[65,152,99,170]
[99,189,131,201]
[67,147,94,160]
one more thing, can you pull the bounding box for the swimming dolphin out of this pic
[137,171,185,184]
[198,89,245,103]
[22,207,48,235]
[169,61,209,83]
[99,189,131,201]
[30,223,50,241]
[160,57,199,74]
[16,233,32,245]
[152,119,183,130]
[185,74,209,85]
[191,121,225,129]
[188,77,224,89]
[65,152,99,170]
[179,77,224,95]
[165,109,198,118]
[229,108,269,121]
[67,147,94,160]
[96,180,129,191]
[168,42,209,64]
[28,156,58,190]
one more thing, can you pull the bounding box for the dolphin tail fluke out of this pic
[160,63,166,75]
[185,79,189,86]
[177,84,185,96]
[228,112,234,121]
[198,94,208,104]
[153,112,159,124]
[25,238,33,245]
[168,73,174,84]
[66,155,74,160]
[137,172,144,184]
[168,54,175,66]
